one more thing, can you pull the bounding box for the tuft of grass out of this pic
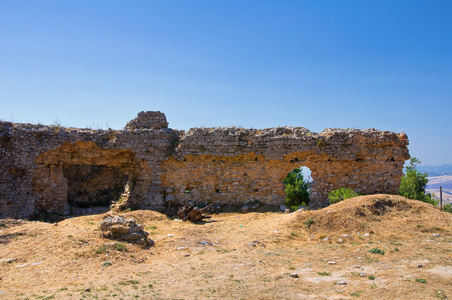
[95,246,107,255]
[369,248,385,255]
[368,275,375,280]
[434,290,447,299]
[101,261,112,267]
[118,280,139,285]
[350,290,363,297]
[305,219,314,228]
[317,271,331,276]
[114,242,127,252]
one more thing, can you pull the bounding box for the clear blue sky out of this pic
[1,1,451,165]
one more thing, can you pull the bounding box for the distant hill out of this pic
[417,164,452,176]
[426,175,452,205]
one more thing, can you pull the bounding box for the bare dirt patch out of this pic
[1,195,451,299]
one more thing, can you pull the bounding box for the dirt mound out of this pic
[291,194,452,236]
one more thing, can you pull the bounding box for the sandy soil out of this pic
[1,195,451,299]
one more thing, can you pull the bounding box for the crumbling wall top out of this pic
[125,111,168,130]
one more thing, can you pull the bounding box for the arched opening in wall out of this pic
[64,165,128,208]
[283,166,312,210]
[34,142,139,215]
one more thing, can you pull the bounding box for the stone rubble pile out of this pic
[100,215,153,246]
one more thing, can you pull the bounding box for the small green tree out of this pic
[328,187,360,204]
[283,168,310,210]
[443,203,452,214]
[398,157,437,205]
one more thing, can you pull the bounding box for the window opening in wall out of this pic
[283,166,312,211]
[64,165,128,209]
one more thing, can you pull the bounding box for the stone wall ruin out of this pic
[0,111,410,218]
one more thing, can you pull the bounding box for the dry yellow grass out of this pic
[1,195,451,299]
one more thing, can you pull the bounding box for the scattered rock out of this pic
[242,206,249,213]
[336,281,347,285]
[198,241,215,247]
[177,247,186,251]
[337,238,344,243]
[328,261,337,265]
[246,240,265,248]
[361,233,370,237]
[354,265,361,268]
[360,272,366,277]
[84,288,91,292]
[167,234,174,237]
[417,264,424,268]
[323,236,330,242]
[433,233,441,237]
[6,258,17,264]
[53,222,58,226]
[289,273,299,278]
[280,205,288,212]
[100,216,153,246]
[16,263,29,268]
[284,209,290,214]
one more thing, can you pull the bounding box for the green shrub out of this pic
[416,278,427,284]
[443,203,452,213]
[399,158,437,205]
[368,275,375,280]
[328,187,359,204]
[283,168,310,210]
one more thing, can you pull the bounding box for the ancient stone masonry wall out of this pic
[0,114,176,218]
[163,127,409,207]
[0,111,410,218]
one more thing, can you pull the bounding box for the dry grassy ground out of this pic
[1,195,451,300]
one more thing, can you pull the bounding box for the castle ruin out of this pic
[0,111,410,218]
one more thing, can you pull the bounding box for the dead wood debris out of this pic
[178,203,213,222]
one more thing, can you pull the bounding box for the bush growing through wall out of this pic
[328,187,359,204]
[283,168,310,210]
